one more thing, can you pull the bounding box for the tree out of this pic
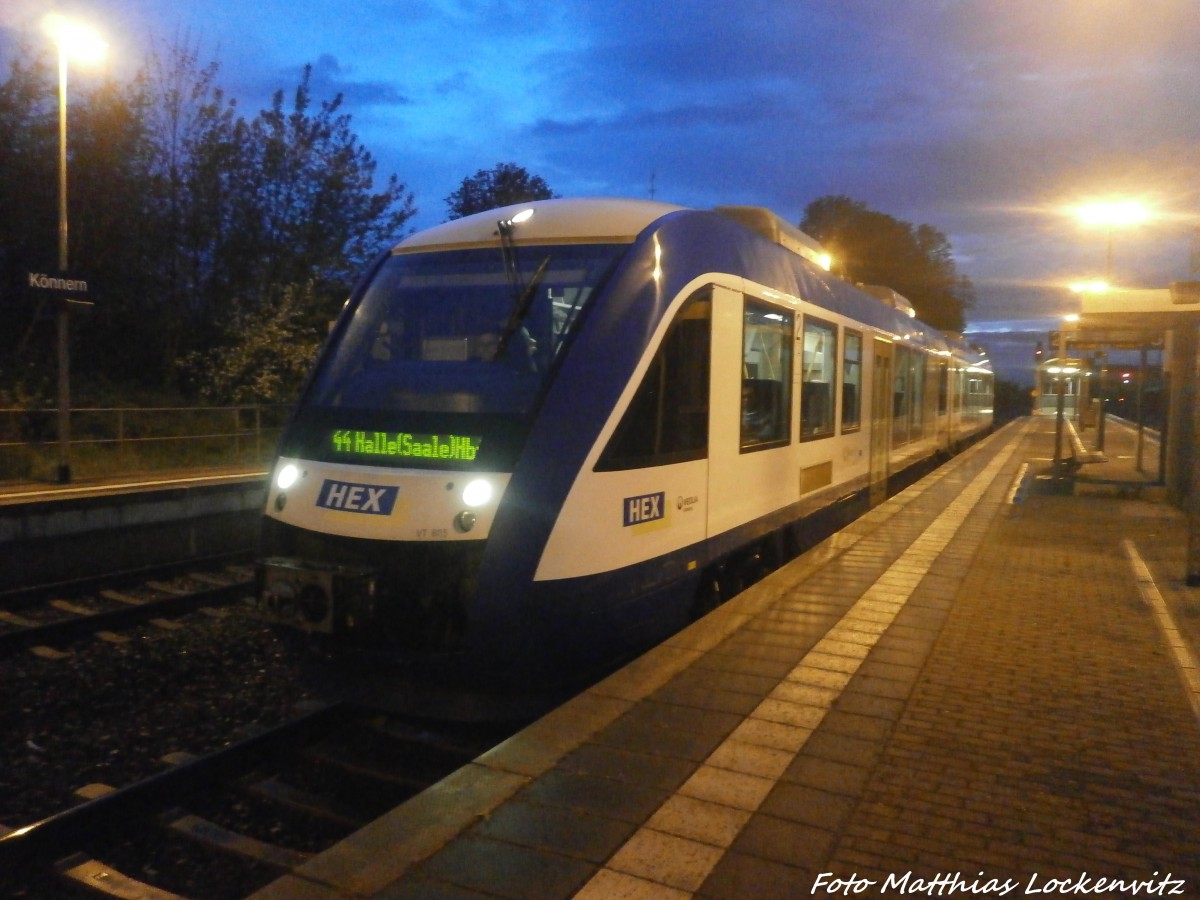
[444,162,557,220]
[172,61,417,401]
[68,69,168,380]
[136,38,238,372]
[0,40,418,403]
[0,49,57,394]
[244,66,415,307]
[178,283,326,403]
[800,195,973,333]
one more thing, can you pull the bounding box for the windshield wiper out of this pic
[496,208,536,304]
[497,216,523,302]
[493,254,551,362]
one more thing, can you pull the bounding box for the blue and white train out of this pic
[257,198,992,700]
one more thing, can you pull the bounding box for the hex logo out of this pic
[623,491,665,527]
[316,479,398,515]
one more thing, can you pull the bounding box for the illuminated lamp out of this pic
[462,478,493,507]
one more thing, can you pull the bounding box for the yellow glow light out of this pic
[1076,200,1149,228]
[1069,280,1109,294]
[43,14,108,63]
[817,253,832,272]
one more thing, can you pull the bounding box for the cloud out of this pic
[434,71,474,96]
[305,53,411,107]
[8,0,1195,323]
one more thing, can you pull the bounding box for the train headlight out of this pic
[462,478,493,508]
[276,463,300,490]
[454,510,478,533]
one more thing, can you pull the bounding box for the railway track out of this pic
[0,564,255,659]
[0,701,518,899]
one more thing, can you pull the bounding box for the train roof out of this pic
[388,197,989,369]
[393,196,837,263]
[392,198,687,253]
[711,205,831,271]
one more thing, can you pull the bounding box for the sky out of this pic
[4,0,1199,384]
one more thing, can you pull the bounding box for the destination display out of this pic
[330,429,481,462]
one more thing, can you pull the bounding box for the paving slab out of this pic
[250,417,1200,899]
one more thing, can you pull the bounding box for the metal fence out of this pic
[0,405,290,483]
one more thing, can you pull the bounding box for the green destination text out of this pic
[331,430,481,461]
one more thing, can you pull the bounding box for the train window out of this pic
[800,316,837,440]
[741,299,793,451]
[595,290,711,471]
[306,243,626,416]
[893,345,911,445]
[965,372,993,420]
[937,360,949,415]
[911,353,925,431]
[841,329,862,432]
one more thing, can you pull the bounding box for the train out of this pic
[256,198,992,709]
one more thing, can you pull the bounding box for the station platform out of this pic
[0,466,267,508]
[241,416,1198,898]
[0,467,268,592]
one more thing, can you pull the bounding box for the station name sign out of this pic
[28,272,89,296]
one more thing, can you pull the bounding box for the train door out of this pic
[706,286,795,538]
[868,338,893,506]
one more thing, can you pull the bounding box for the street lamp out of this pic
[1075,199,1150,282]
[42,13,107,483]
[1069,279,1110,295]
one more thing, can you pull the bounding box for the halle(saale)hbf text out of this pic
[331,429,480,462]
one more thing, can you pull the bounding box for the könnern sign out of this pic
[28,272,89,293]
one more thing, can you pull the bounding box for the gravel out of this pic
[0,605,331,831]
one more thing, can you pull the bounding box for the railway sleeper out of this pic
[51,599,94,616]
[244,773,367,830]
[188,571,239,588]
[146,581,191,596]
[56,852,186,900]
[364,715,500,762]
[163,809,312,870]
[99,589,147,606]
[302,741,440,794]
[0,609,36,627]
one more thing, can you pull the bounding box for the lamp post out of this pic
[43,14,107,484]
[1069,281,1117,450]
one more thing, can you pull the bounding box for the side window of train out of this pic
[911,352,926,430]
[841,329,863,432]
[893,345,911,445]
[800,316,837,440]
[595,290,712,471]
[741,299,793,451]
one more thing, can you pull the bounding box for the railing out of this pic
[0,405,291,484]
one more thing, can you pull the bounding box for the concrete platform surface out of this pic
[245,416,1200,899]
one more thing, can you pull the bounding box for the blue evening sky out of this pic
[5,1,1199,382]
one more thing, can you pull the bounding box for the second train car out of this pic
[257,198,992,700]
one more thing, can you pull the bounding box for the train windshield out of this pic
[307,243,627,415]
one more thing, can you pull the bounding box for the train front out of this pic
[256,201,646,694]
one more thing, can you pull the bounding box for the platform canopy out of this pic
[1068,284,1200,347]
